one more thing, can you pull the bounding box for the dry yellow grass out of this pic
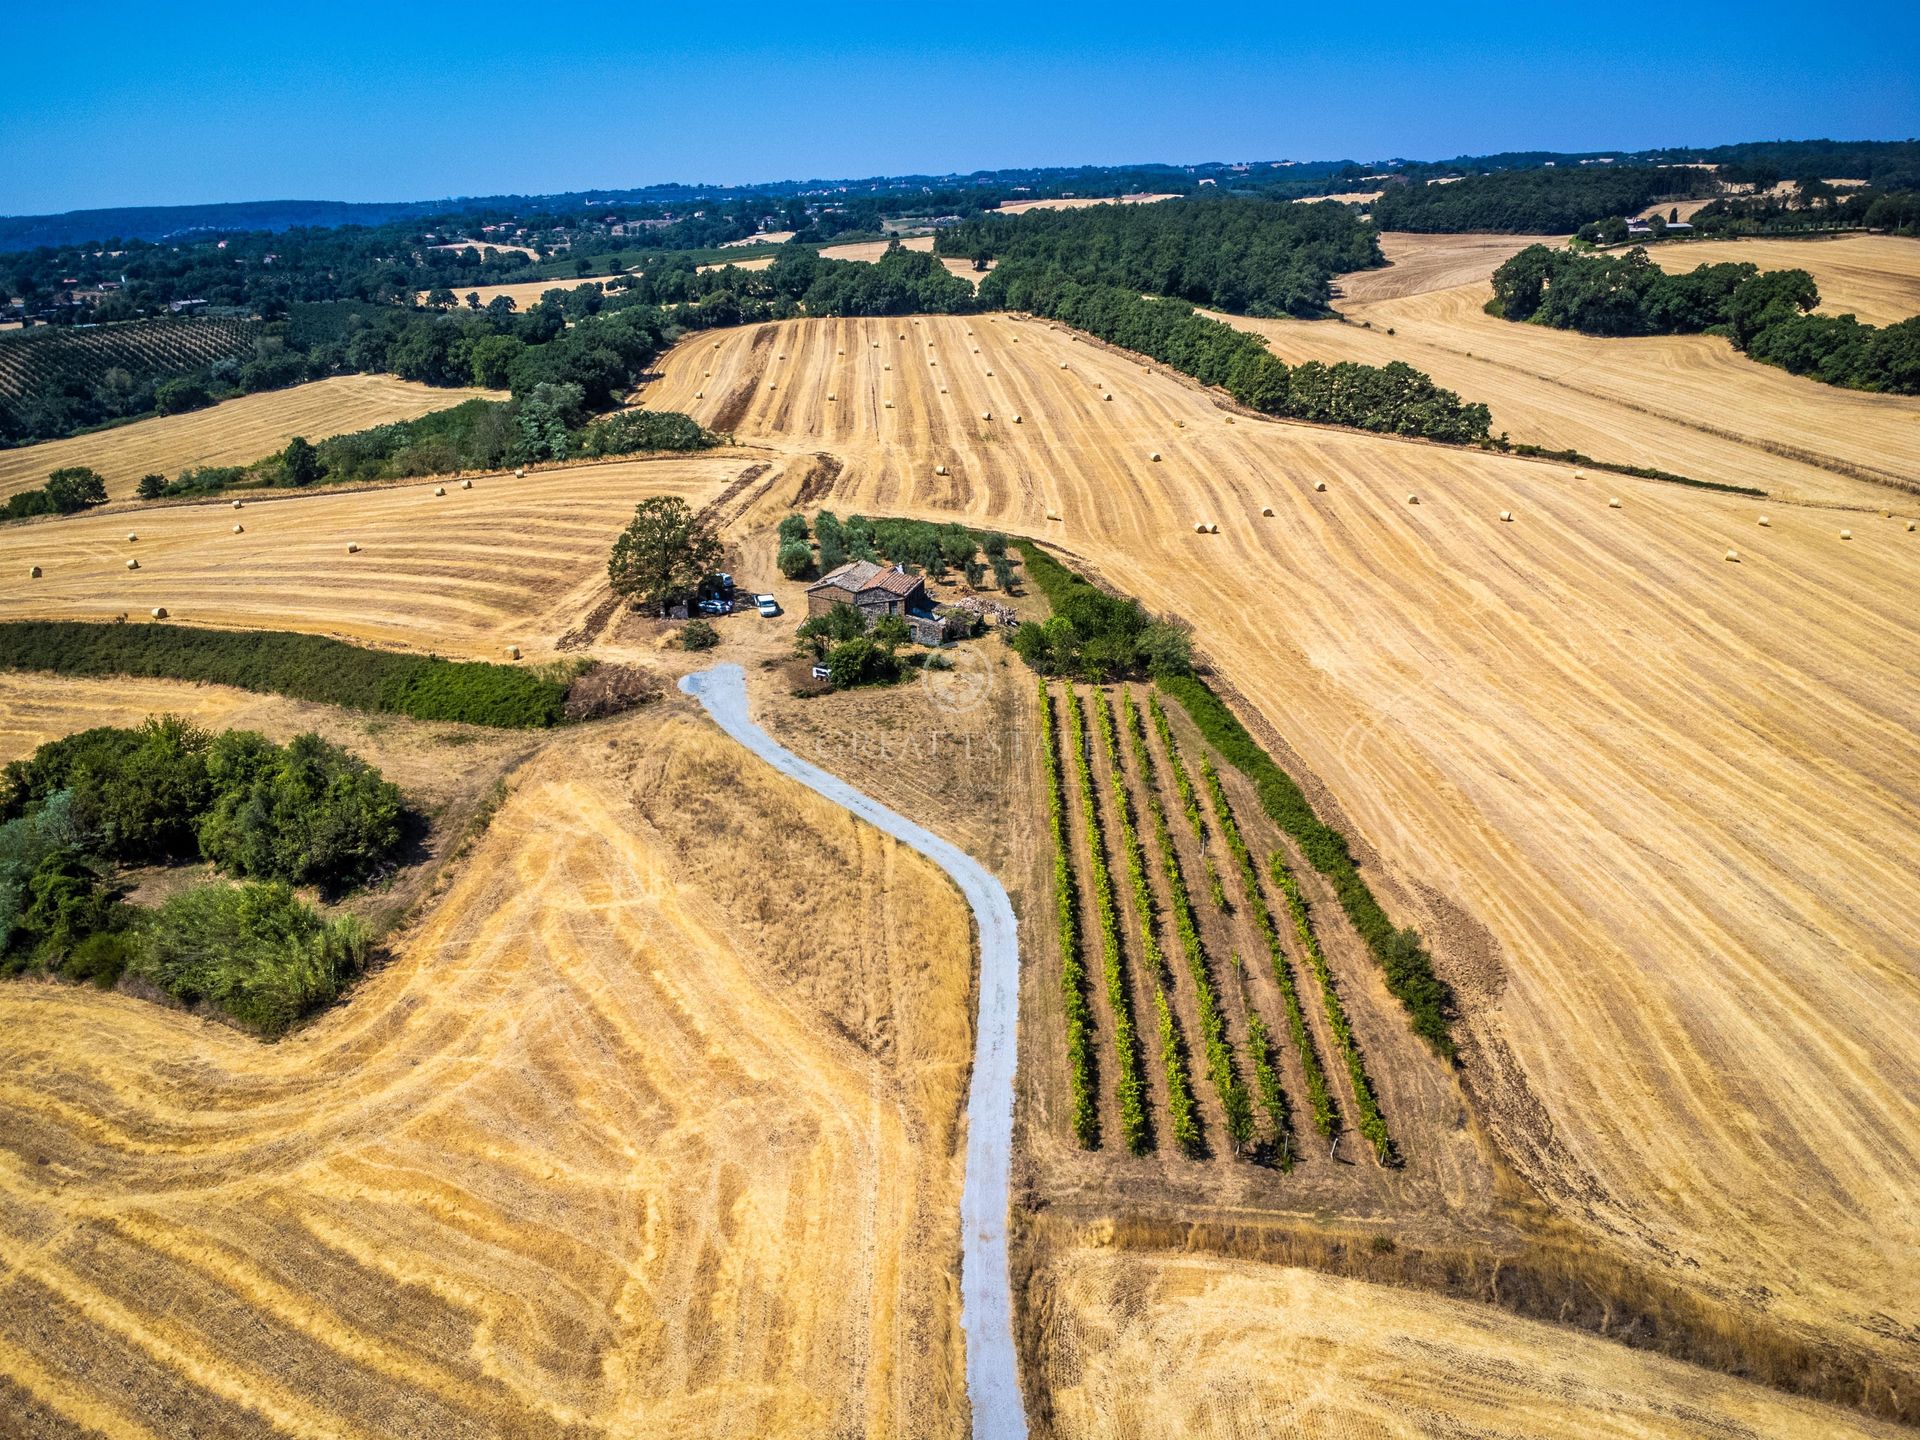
[994,193,1177,215]
[1034,1248,1907,1439]
[1640,234,1920,326]
[695,255,777,274]
[817,236,990,283]
[430,238,541,260]
[1338,231,1562,303]
[0,376,505,503]
[0,455,740,657]
[1217,242,1920,500]
[1294,189,1384,206]
[415,276,622,310]
[0,709,974,1438]
[646,312,1920,1375]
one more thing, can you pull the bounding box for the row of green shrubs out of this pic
[1066,686,1150,1153]
[0,621,571,729]
[1155,672,1457,1059]
[1036,680,1098,1148]
[1082,691,1152,1159]
[1196,751,1333,1148]
[1121,691,1254,1152]
[1271,855,1395,1164]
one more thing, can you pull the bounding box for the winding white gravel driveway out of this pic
[679,664,1027,1440]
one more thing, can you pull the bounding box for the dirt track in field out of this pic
[641,309,1920,1393]
[0,376,506,504]
[0,706,975,1439]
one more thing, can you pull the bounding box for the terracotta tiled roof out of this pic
[806,560,924,598]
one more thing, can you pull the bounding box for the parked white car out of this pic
[755,594,781,617]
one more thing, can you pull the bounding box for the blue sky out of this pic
[3,0,1915,214]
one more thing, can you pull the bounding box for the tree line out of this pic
[984,268,1493,444]
[1369,166,1721,234]
[1492,245,1920,394]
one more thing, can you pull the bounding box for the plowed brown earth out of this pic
[643,311,1920,1397]
[0,376,505,503]
[0,706,974,1439]
[0,455,742,658]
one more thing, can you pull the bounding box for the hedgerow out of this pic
[1037,680,1098,1148]
[1064,686,1149,1152]
[1122,693,1254,1153]
[1271,852,1396,1165]
[1156,671,1456,1059]
[1197,754,1334,1142]
[0,621,569,729]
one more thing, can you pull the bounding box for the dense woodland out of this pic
[1369,166,1721,234]
[1491,245,1920,394]
[938,195,1381,316]
[0,717,401,1033]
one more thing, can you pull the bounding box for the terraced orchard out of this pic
[1036,679,1437,1181]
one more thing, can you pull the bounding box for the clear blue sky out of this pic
[3,0,1915,215]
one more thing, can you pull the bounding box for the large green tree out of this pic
[607,496,723,615]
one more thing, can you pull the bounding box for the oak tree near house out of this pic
[608,496,723,615]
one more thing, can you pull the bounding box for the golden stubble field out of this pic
[0,705,976,1439]
[0,454,748,658]
[1641,233,1920,327]
[1217,233,1920,501]
[0,376,506,504]
[642,310,1920,1390]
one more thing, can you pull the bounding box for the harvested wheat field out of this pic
[413,276,623,310]
[818,236,989,283]
[1219,243,1920,499]
[1640,233,1920,326]
[994,194,1177,215]
[1294,189,1385,207]
[645,311,1920,1387]
[1334,231,1556,304]
[0,376,505,504]
[0,708,975,1439]
[1031,1247,1906,1439]
[0,455,742,657]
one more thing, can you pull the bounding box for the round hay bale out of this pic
[827,392,836,401]
[505,645,521,661]
[515,467,526,478]
[1573,469,1585,480]
[126,532,138,543]
[1046,510,1062,521]
[1224,417,1235,425]
[883,364,891,371]
[29,564,42,578]
[872,341,880,348]
[1908,520,1917,532]
[837,348,844,355]
[231,500,243,510]
[150,607,167,619]
[1724,549,1740,562]
[927,340,934,347]
[1840,528,1852,540]
[1314,480,1327,492]
[897,333,905,340]
[972,347,980,353]
[1103,392,1113,401]
[1012,414,1022,423]
[126,558,139,570]
[985,369,994,376]
[232,523,244,534]
[940,387,948,394]
[1261,506,1274,517]
[694,390,704,398]
[1060,361,1069,369]
[885,400,894,409]
[1194,521,1208,533]
[767,383,776,390]
[981,410,993,421]
[1608,496,1622,509]
[460,479,472,490]
[777,353,786,359]
[1209,523,1219,534]
[936,465,949,476]
[929,359,937,366]
[1406,494,1419,505]
[1499,510,1513,522]
[434,485,446,496]
[345,543,360,554]
[1149,452,1161,462]
[1757,515,1771,527]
